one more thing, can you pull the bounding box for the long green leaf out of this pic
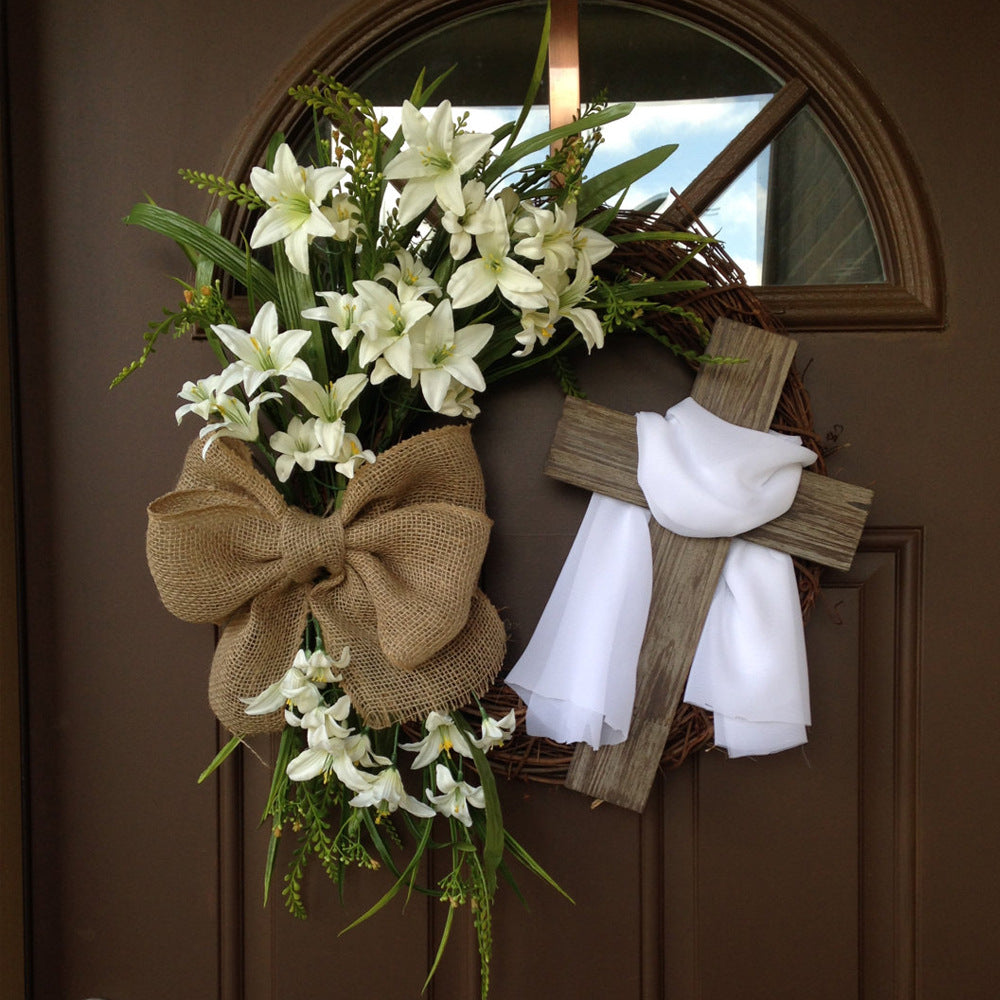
[263,827,281,906]
[457,716,503,896]
[125,203,279,303]
[575,144,677,218]
[482,102,635,187]
[504,830,575,903]
[614,278,708,299]
[197,734,242,784]
[339,816,434,935]
[272,245,328,382]
[501,1,551,154]
[409,64,456,109]
[422,896,455,993]
[612,229,714,245]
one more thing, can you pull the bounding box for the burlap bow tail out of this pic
[147,425,506,734]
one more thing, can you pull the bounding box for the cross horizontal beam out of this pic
[545,397,872,572]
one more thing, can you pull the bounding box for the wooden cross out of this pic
[542,318,874,812]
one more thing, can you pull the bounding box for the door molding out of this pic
[643,527,923,998]
[0,0,29,991]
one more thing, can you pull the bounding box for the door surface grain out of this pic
[5,0,998,997]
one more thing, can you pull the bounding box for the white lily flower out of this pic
[301,292,366,350]
[383,100,494,224]
[245,666,323,720]
[400,711,474,768]
[199,390,281,455]
[295,645,349,685]
[354,279,433,378]
[409,301,493,412]
[285,746,337,782]
[572,222,616,269]
[249,142,348,274]
[514,202,578,271]
[426,764,486,828]
[286,372,368,423]
[345,732,392,770]
[279,667,324,715]
[437,382,481,419]
[512,303,559,357]
[241,682,287,717]
[447,200,547,311]
[472,710,517,752]
[376,250,442,302]
[514,200,615,271]
[269,417,325,482]
[539,257,606,352]
[211,301,312,395]
[322,193,361,241]
[175,367,243,424]
[301,695,354,750]
[296,415,372,478]
[285,738,372,792]
[349,767,436,818]
[245,643,349,718]
[313,417,347,460]
[441,180,494,260]
[332,433,375,479]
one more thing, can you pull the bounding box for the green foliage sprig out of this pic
[179,169,266,210]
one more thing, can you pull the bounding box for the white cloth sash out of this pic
[505,396,817,756]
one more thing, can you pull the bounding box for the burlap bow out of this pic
[147,424,506,733]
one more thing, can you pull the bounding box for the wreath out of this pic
[118,32,824,998]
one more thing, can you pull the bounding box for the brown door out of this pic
[5,0,998,997]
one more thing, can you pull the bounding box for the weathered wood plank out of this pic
[567,529,728,811]
[564,319,798,810]
[545,397,873,571]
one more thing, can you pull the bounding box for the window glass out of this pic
[294,1,883,287]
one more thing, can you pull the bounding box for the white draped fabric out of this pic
[505,397,817,757]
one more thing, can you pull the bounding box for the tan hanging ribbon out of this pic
[146,424,506,734]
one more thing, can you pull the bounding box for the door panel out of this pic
[7,0,998,997]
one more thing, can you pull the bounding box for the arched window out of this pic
[223,0,943,332]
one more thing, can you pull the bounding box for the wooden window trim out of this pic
[217,0,944,334]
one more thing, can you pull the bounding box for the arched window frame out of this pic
[220,0,945,333]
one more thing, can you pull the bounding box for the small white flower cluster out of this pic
[245,650,515,826]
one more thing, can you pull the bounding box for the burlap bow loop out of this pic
[147,424,506,734]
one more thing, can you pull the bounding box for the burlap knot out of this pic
[146,424,507,733]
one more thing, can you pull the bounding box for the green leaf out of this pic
[124,203,279,303]
[192,210,222,290]
[501,1,551,154]
[409,64,455,108]
[456,715,503,896]
[262,726,299,822]
[197,733,242,784]
[263,826,281,906]
[611,229,715,245]
[613,278,708,299]
[272,244,328,383]
[265,131,286,170]
[422,897,455,993]
[504,830,575,904]
[575,143,677,218]
[339,816,434,935]
[482,102,635,187]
